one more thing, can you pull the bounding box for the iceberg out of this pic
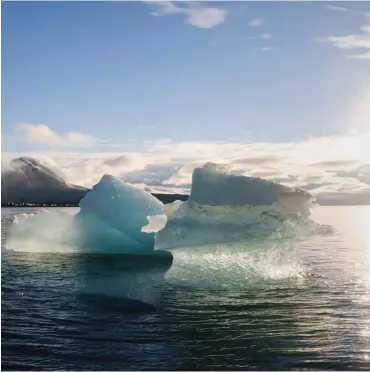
[155,163,317,249]
[76,174,164,253]
[190,162,312,215]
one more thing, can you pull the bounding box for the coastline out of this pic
[1,193,190,208]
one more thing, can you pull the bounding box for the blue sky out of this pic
[2,1,370,202]
[2,1,370,146]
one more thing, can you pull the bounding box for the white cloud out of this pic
[103,155,132,168]
[260,33,272,39]
[319,5,370,59]
[324,4,353,13]
[323,4,370,18]
[320,26,370,50]
[5,132,370,204]
[248,18,264,27]
[15,123,93,148]
[164,162,201,186]
[260,46,274,52]
[234,155,283,166]
[308,160,359,170]
[249,33,272,40]
[347,52,370,59]
[147,1,227,29]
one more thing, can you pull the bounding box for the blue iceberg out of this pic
[76,174,164,253]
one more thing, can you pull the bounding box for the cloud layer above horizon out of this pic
[3,123,370,204]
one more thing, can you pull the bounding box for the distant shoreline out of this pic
[1,194,190,209]
[1,203,80,208]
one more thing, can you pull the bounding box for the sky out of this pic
[2,1,370,204]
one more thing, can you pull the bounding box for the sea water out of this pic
[2,206,370,370]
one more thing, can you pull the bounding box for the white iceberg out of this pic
[155,163,317,249]
[190,162,312,213]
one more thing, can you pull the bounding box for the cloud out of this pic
[260,47,275,52]
[4,132,370,203]
[347,52,370,59]
[103,155,132,168]
[315,191,370,205]
[320,26,370,50]
[124,163,183,186]
[308,160,359,170]
[323,4,370,18]
[147,1,227,29]
[15,123,93,148]
[163,162,201,186]
[248,33,274,51]
[260,33,272,39]
[324,4,353,13]
[244,169,282,178]
[234,155,283,166]
[319,6,370,59]
[249,33,272,40]
[248,18,264,27]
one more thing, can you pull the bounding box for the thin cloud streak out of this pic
[248,18,264,27]
[323,4,370,18]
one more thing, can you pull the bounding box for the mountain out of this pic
[1,157,89,205]
[1,157,188,206]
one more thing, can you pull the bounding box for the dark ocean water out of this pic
[2,206,370,370]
